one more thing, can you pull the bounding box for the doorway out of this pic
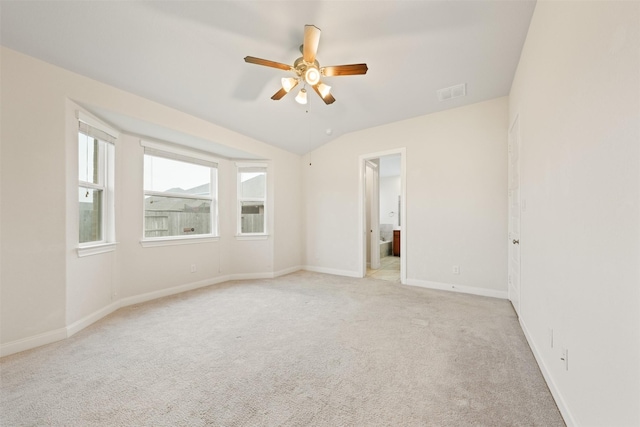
[359,149,406,284]
[365,160,380,270]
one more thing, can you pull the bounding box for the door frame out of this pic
[365,160,381,270]
[358,148,407,283]
[508,114,521,315]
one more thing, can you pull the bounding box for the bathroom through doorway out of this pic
[359,149,406,283]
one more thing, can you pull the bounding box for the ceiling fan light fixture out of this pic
[304,67,320,86]
[295,88,308,104]
[317,82,332,98]
[281,77,298,93]
[244,24,368,106]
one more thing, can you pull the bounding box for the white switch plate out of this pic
[453,265,460,275]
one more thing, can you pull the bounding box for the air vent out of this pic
[437,83,466,101]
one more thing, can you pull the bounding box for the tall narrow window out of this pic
[237,163,267,235]
[143,141,218,239]
[78,114,116,247]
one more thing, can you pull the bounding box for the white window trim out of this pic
[236,162,268,238]
[141,139,218,164]
[77,242,118,257]
[78,143,106,245]
[140,235,219,248]
[235,234,269,241]
[141,139,220,245]
[78,111,120,140]
[77,110,117,253]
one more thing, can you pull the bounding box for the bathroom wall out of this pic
[380,175,401,235]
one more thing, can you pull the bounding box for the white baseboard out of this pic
[1,275,231,358]
[0,270,505,358]
[66,301,121,338]
[228,272,274,280]
[228,266,302,281]
[118,276,231,307]
[302,265,362,278]
[405,278,508,299]
[0,327,68,358]
[519,318,575,427]
[273,265,302,277]
[1,269,310,358]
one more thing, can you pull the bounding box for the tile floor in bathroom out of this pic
[366,255,400,282]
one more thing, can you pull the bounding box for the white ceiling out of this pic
[0,1,536,155]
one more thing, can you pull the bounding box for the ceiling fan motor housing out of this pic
[294,57,321,85]
[244,24,366,105]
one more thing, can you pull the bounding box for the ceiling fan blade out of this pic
[244,56,292,71]
[270,87,289,100]
[312,84,336,105]
[303,25,321,63]
[321,63,368,77]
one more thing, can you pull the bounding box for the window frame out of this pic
[78,137,106,243]
[140,139,219,247]
[236,162,268,238]
[77,111,118,257]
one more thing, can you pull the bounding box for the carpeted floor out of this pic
[0,271,564,426]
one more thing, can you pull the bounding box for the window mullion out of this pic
[144,190,213,200]
[79,181,105,191]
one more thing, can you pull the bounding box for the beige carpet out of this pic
[1,271,564,426]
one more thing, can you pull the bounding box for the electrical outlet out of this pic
[190,264,197,273]
[453,265,460,275]
[561,348,569,371]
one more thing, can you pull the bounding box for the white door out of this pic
[508,116,521,315]
[365,160,380,270]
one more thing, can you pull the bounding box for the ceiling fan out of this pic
[244,25,368,105]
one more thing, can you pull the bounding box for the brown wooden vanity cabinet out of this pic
[393,230,401,256]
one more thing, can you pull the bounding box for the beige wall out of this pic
[1,47,302,354]
[1,48,68,344]
[509,2,640,425]
[303,97,508,297]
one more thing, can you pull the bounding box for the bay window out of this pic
[237,163,267,236]
[78,113,117,252]
[142,141,218,241]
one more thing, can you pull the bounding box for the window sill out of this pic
[235,234,269,241]
[140,235,219,248]
[77,242,117,258]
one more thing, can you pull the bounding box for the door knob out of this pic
[512,239,520,245]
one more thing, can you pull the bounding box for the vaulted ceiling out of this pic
[0,1,536,155]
